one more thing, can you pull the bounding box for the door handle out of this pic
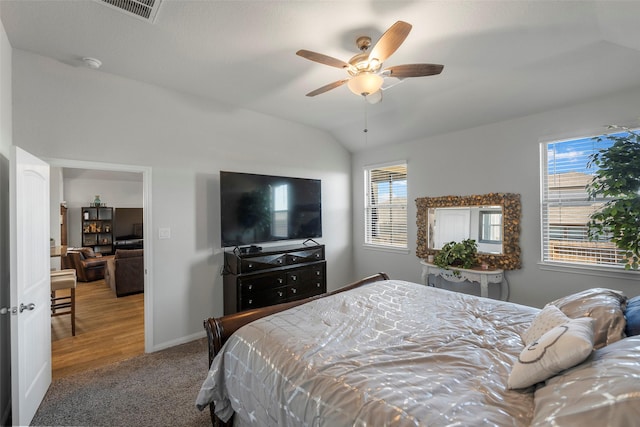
[19,303,35,313]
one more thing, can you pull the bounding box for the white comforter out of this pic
[196,280,538,426]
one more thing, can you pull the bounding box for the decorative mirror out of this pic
[416,193,521,270]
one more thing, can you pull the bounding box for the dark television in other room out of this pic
[114,207,143,239]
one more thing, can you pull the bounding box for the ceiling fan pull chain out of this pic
[363,97,369,146]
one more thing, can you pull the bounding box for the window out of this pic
[479,210,502,244]
[364,162,408,249]
[541,131,632,268]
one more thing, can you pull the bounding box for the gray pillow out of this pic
[547,288,627,349]
[531,336,640,426]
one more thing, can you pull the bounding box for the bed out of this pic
[196,273,640,426]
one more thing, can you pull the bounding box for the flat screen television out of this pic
[220,171,322,248]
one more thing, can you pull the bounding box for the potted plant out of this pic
[433,239,478,272]
[586,126,640,270]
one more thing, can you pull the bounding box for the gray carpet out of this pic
[31,338,213,427]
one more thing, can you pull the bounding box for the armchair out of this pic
[62,248,108,282]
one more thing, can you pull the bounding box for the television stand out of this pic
[223,243,326,315]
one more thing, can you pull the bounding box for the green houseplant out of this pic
[586,126,640,270]
[433,239,478,271]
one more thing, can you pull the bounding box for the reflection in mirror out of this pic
[416,193,521,270]
[479,209,502,245]
[428,206,503,254]
[272,184,289,238]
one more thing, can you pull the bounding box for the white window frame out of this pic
[540,130,638,272]
[364,161,408,251]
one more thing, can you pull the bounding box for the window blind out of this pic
[364,163,408,248]
[541,135,626,267]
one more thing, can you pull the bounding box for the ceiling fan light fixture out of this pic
[365,90,383,104]
[348,72,384,96]
[297,21,442,99]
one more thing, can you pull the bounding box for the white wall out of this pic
[12,49,353,350]
[0,17,11,427]
[49,167,63,269]
[353,87,640,308]
[62,174,143,247]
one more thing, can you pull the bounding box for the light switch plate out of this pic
[158,227,171,239]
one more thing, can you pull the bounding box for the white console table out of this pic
[420,260,508,301]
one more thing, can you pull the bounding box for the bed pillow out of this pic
[625,296,640,336]
[508,317,594,389]
[547,288,627,349]
[531,336,640,426]
[522,305,570,346]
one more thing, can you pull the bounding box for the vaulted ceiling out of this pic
[2,1,640,152]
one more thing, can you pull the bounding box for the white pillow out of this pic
[508,317,595,389]
[522,305,570,346]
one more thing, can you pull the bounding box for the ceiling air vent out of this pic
[95,0,163,23]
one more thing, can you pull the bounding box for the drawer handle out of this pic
[248,299,253,305]
[315,254,320,258]
[291,288,297,294]
[278,278,283,284]
[278,291,284,297]
[316,283,321,288]
[291,275,297,281]
[277,259,283,264]
[315,271,320,276]
[248,263,253,268]
[291,257,297,262]
[248,284,253,290]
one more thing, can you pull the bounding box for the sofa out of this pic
[62,248,109,282]
[105,249,144,297]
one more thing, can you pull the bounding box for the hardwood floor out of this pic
[51,279,144,380]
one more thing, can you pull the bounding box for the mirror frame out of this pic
[416,193,521,270]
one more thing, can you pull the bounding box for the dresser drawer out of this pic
[289,280,324,299]
[286,247,324,265]
[240,253,287,273]
[239,273,286,295]
[291,277,325,298]
[239,286,288,311]
[309,264,324,280]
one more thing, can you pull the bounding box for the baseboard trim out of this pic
[150,330,206,353]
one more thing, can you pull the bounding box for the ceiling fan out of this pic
[296,21,443,103]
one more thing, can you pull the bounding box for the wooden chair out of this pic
[50,269,77,336]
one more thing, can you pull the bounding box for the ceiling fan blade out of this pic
[384,63,444,78]
[296,50,350,69]
[368,21,412,63]
[305,79,350,97]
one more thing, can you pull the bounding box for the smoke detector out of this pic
[82,57,102,69]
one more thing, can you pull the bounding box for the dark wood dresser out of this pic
[223,243,326,315]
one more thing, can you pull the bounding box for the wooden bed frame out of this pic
[203,272,390,426]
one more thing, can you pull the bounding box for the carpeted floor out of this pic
[31,338,213,427]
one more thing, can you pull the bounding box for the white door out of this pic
[10,147,51,425]
[434,207,471,249]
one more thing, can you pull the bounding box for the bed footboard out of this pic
[203,272,389,426]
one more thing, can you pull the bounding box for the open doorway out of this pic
[47,159,152,379]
